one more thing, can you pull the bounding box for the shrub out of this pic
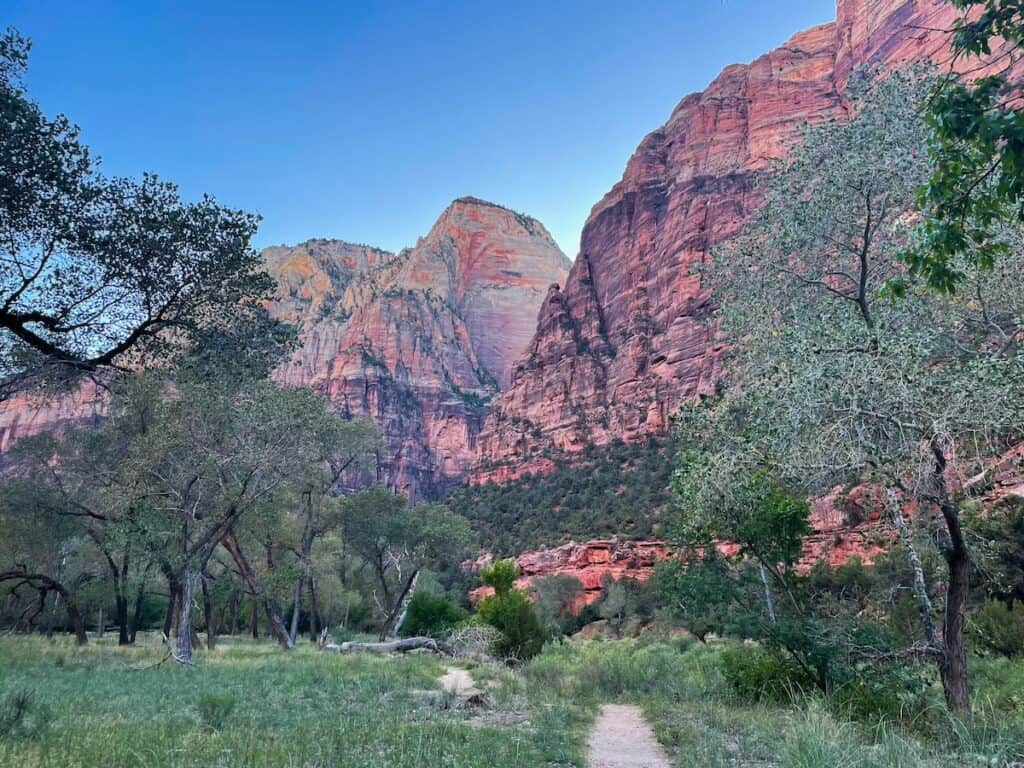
[829,664,930,725]
[0,689,52,741]
[719,645,815,704]
[970,600,1024,658]
[197,694,236,730]
[531,574,584,637]
[476,589,547,662]
[400,591,468,638]
[479,559,519,596]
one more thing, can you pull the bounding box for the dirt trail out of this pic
[587,704,671,768]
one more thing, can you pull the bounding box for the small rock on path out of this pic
[587,704,671,768]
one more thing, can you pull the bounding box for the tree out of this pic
[531,574,584,637]
[654,551,739,643]
[340,489,472,640]
[0,29,289,396]
[475,560,547,661]
[907,1,1024,291]
[0,477,94,644]
[279,412,378,643]
[680,68,1024,717]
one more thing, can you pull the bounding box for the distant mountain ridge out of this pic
[0,198,570,500]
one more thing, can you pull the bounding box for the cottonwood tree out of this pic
[5,426,154,645]
[279,412,378,643]
[339,488,472,640]
[677,69,1024,717]
[0,477,96,644]
[909,1,1024,291]
[0,29,287,396]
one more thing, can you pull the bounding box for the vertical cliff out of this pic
[264,198,570,499]
[473,0,972,479]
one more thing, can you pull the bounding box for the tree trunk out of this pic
[201,573,216,651]
[941,546,972,717]
[128,584,145,643]
[379,569,419,641]
[250,598,259,638]
[932,446,973,720]
[221,530,293,650]
[308,576,320,643]
[115,593,130,645]
[324,636,455,656]
[97,607,105,639]
[163,574,180,641]
[175,570,195,663]
[289,575,303,644]
[392,570,420,638]
[65,597,88,646]
[228,591,240,636]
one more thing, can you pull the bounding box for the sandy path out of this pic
[587,704,671,768]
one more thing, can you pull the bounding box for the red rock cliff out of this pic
[0,198,570,497]
[473,0,971,478]
[265,198,570,499]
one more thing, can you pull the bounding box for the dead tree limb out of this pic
[322,636,456,656]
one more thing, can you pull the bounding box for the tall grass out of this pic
[0,634,588,768]
[525,638,1024,768]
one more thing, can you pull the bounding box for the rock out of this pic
[265,197,570,499]
[0,198,570,501]
[471,0,1018,480]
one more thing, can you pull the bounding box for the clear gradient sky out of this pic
[7,1,836,258]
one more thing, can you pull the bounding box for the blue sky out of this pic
[7,1,835,257]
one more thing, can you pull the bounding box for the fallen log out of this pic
[322,636,457,656]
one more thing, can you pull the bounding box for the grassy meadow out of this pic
[0,635,589,768]
[1,633,1023,767]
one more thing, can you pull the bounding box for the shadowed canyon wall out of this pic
[472,0,975,481]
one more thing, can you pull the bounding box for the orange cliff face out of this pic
[0,198,570,498]
[266,198,570,500]
[471,0,985,481]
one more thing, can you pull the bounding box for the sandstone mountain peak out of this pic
[0,199,569,501]
[263,199,569,499]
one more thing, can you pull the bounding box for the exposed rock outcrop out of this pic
[472,0,989,480]
[0,198,570,498]
[265,197,570,499]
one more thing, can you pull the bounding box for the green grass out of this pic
[0,634,589,767]
[525,638,1024,768]
[4,634,1024,768]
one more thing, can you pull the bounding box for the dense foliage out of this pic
[669,68,1024,717]
[475,560,547,661]
[0,30,290,396]
[909,1,1024,291]
[447,438,673,554]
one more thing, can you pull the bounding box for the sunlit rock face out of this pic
[264,198,570,500]
[472,0,983,481]
[0,198,570,501]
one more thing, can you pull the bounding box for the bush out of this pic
[476,589,547,662]
[0,689,52,741]
[829,664,930,725]
[479,559,519,596]
[400,591,468,638]
[197,694,236,730]
[970,600,1024,658]
[719,645,815,704]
